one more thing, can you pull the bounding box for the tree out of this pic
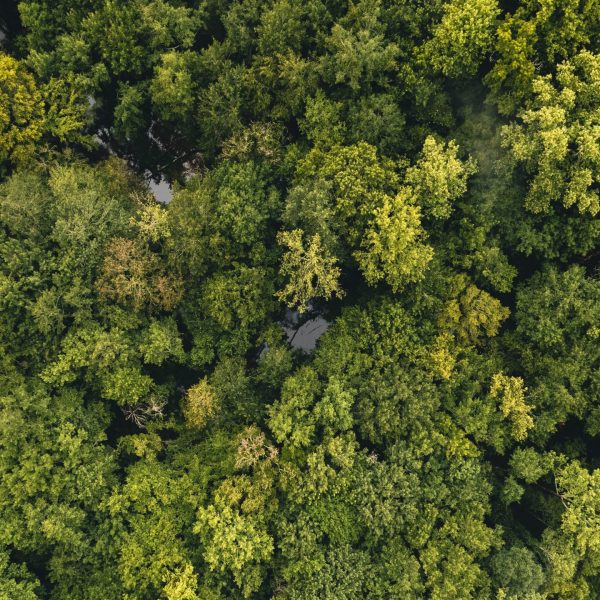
[508,451,600,598]
[183,378,219,429]
[501,52,600,216]
[0,161,138,368]
[405,136,477,220]
[491,546,545,598]
[0,53,45,163]
[195,503,273,597]
[438,274,510,346]
[485,0,600,114]
[288,142,413,286]
[489,373,533,442]
[276,229,344,313]
[0,53,90,166]
[194,470,277,598]
[106,443,212,599]
[150,51,198,123]
[505,265,600,442]
[418,0,500,79]
[167,160,280,277]
[268,299,503,598]
[139,317,185,366]
[0,383,119,598]
[320,0,399,93]
[355,188,433,291]
[0,548,41,599]
[96,237,183,313]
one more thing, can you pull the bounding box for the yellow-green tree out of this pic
[502,52,600,216]
[0,53,44,163]
[276,229,344,313]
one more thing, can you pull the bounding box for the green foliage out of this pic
[295,141,399,240]
[485,0,600,114]
[406,136,477,219]
[0,383,119,597]
[276,229,344,312]
[113,82,147,141]
[195,471,277,597]
[0,53,44,163]
[0,548,42,599]
[150,51,198,123]
[321,0,399,92]
[419,0,500,78]
[288,142,440,290]
[355,188,433,291]
[506,266,600,442]
[438,274,510,346]
[502,52,600,215]
[491,547,545,597]
[168,160,280,277]
[106,440,217,599]
[489,373,533,442]
[1,0,600,597]
[140,318,185,366]
[183,378,219,429]
[96,237,184,313]
[0,53,89,165]
[196,503,273,597]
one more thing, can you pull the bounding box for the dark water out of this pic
[149,177,173,204]
[282,309,329,352]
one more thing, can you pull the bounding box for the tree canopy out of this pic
[1,1,599,598]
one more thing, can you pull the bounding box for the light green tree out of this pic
[276,229,344,313]
[419,0,500,78]
[406,136,477,219]
[355,189,433,291]
[502,52,600,216]
[0,53,45,163]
